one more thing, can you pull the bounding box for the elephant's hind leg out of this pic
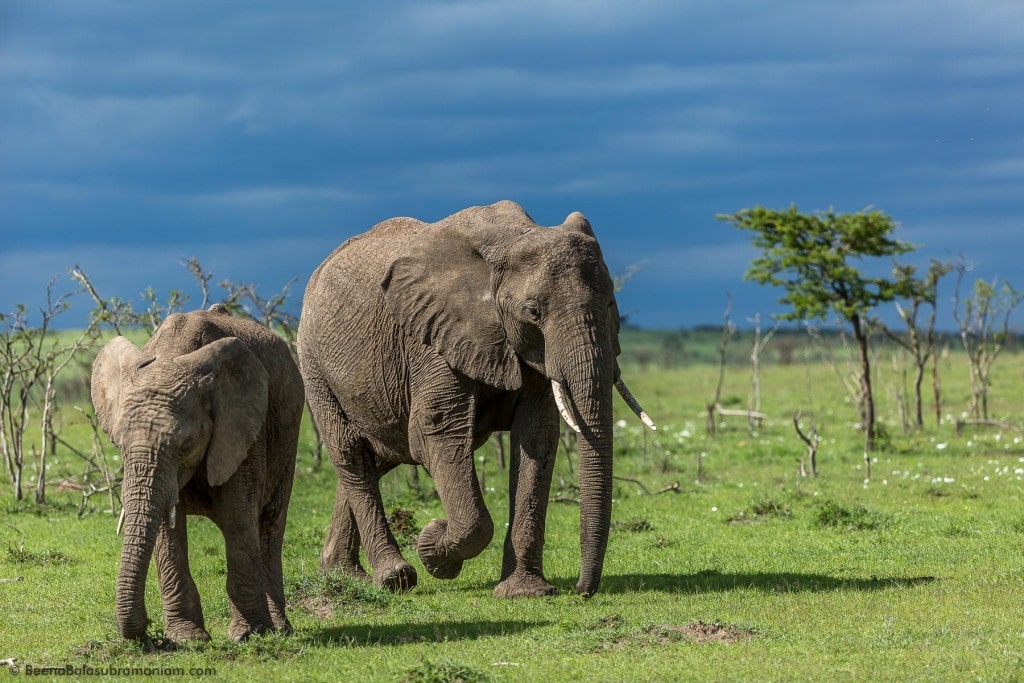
[154,502,211,642]
[305,370,416,592]
[320,484,369,579]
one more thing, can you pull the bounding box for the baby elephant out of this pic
[91,306,304,644]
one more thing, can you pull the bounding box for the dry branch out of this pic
[793,410,819,477]
[955,419,1021,436]
[713,403,768,421]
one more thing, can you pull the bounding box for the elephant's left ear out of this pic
[382,228,522,391]
[176,337,269,487]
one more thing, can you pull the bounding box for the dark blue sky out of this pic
[3,1,1022,329]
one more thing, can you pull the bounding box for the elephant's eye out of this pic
[522,301,541,323]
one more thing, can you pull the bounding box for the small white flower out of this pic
[711,507,718,512]
[616,419,627,429]
[936,443,948,450]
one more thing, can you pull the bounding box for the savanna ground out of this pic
[3,333,1024,682]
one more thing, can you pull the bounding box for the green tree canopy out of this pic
[719,205,914,322]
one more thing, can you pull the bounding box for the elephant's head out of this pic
[381,200,654,596]
[91,335,269,640]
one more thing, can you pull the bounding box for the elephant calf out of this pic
[91,306,304,644]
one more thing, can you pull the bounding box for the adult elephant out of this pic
[91,306,304,644]
[299,200,654,598]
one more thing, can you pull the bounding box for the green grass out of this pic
[4,351,1024,681]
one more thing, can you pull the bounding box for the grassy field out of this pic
[3,348,1024,681]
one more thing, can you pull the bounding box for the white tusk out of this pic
[615,378,657,431]
[551,380,581,433]
[116,507,126,536]
[168,495,179,530]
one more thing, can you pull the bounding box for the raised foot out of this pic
[416,520,464,580]
[374,560,418,592]
[494,572,559,598]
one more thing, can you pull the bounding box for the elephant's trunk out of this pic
[554,336,615,597]
[116,448,175,640]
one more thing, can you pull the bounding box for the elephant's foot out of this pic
[373,559,418,592]
[321,556,372,582]
[416,520,464,580]
[228,617,270,642]
[266,598,292,634]
[165,619,211,644]
[494,572,559,598]
[320,536,369,579]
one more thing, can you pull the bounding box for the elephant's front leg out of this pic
[154,501,210,642]
[260,471,296,635]
[213,491,274,641]
[412,374,493,580]
[495,375,560,597]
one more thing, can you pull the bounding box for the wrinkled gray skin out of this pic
[91,306,304,645]
[298,200,627,598]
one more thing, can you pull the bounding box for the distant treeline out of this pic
[618,325,1019,369]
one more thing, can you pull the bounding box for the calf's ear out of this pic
[176,337,269,487]
[91,336,149,445]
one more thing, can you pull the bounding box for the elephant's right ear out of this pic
[382,229,522,391]
[90,336,148,444]
[558,211,595,238]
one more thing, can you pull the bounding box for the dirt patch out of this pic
[674,621,754,644]
[605,621,755,650]
[298,595,335,619]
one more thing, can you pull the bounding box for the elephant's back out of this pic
[147,310,303,408]
[299,216,424,358]
[305,217,425,294]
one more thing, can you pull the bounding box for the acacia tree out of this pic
[719,205,913,452]
[952,262,1022,421]
[878,259,952,429]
